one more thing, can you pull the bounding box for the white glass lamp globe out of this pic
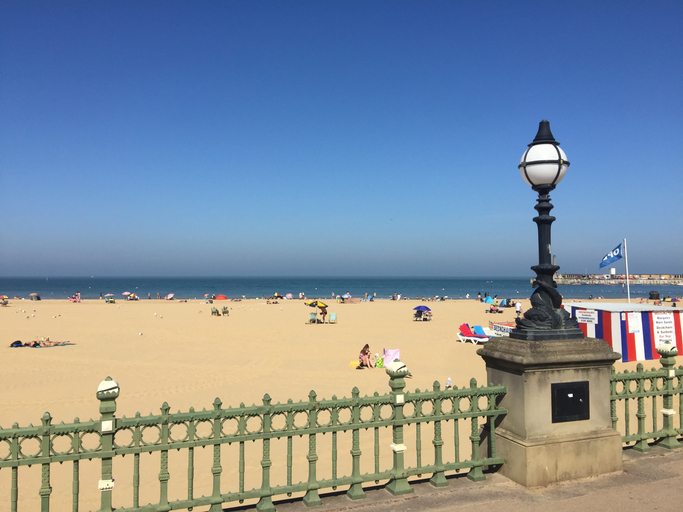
[518,120,570,189]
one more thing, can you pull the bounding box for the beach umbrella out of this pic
[0,295,8,299]
[30,293,38,296]
[342,293,351,299]
[104,293,114,297]
[285,293,293,299]
[305,300,328,308]
[215,295,228,300]
[413,305,431,312]
[165,293,174,300]
[123,292,131,296]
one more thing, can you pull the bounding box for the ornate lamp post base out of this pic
[509,326,585,341]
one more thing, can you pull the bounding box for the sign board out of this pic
[653,312,675,346]
[492,323,514,336]
[576,310,598,324]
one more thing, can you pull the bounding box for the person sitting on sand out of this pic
[359,344,375,368]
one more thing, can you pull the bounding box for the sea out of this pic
[1,276,681,302]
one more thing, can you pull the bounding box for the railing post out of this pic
[346,387,365,500]
[39,412,52,512]
[429,381,448,487]
[96,377,119,512]
[632,364,650,453]
[657,341,682,450]
[467,379,485,482]
[385,361,413,496]
[610,366,618,431]
[209,398,224,512]
[11,423,19,512]
[256,394,275,512]
[158,402,171,511]
[303,390,322,507]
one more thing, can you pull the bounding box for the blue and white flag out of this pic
[600,243,623,268]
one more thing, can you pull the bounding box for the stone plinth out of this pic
[477,336,623,487]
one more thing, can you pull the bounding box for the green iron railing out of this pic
[0,367,507,512]
[610,341,683,451]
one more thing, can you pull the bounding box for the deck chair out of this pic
[457,323,490,345]
[309,312,317,324]
[211,307,220,316]
[329,313,337,324]
[222,306,229,316]
[473,325,493,337]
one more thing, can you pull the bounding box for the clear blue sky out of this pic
[2,1,681,277]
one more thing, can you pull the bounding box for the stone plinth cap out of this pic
[477,336,620,371]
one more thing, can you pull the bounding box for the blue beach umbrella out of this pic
[413,305,431,312]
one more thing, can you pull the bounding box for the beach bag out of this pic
[349,360,360,368]
[375,356,384,368]
[383,348,401,364]
[10,340,23,348]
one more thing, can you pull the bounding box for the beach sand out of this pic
[0,296,654,510]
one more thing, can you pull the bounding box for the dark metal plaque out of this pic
[551,381,590,423]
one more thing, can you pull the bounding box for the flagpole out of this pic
[623,238,631,303]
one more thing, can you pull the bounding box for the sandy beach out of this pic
[0,296,657,510]
[2,296,654,425]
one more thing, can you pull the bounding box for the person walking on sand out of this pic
[359,344,375,368]
[516,300,522,318]
[319,306,327,324]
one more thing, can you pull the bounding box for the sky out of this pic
[1,1,681,278]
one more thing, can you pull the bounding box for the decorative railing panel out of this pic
[610,341,683,451]
[0,370,506,512]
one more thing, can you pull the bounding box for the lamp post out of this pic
[476,122,622,487]
[510,120,583,341]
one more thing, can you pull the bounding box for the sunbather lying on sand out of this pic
[10,340,74,348]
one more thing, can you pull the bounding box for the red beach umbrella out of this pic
[215,295,228,300]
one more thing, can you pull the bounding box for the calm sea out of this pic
[0,276,680,301]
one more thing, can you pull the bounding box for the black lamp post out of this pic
[510,120,583,341]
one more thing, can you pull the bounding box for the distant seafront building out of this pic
[554,273,683,286]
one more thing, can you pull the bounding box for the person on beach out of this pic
[516,301,522,317]
[21,340,68,347]
[319,306,327,324]
[359,344,375,368]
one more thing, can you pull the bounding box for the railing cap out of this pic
[96,377,120,401]
[657,340,679,358]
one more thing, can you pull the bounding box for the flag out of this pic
[600,243,623,268]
